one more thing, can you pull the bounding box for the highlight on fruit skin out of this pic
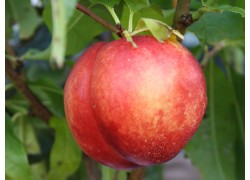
[64,35,207,169]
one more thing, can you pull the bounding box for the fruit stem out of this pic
[76,3,122,37]
[128,11,134,33]
[192,6,222,21]
[106,5,137,47]
[201,41,225,67]
[106,6,121,24]
[123,30,137,48]
[130,27,149,36]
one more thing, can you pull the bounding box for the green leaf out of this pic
[101,165,127,180]
[162,9,175,25]
[201,0,244,16]
[148,0,173,9]
[144,164,163,180]
[25,62,67,84]
[235,0,244,9]
[133,18,183,42]
[124,1,151,33]
[136,4,164,20]
[21,46,51,61]
[67,162,88,180]
[50,1,69,67]
[30,162,47,180]
[202,0,216,6]
[124,0,149,13]
[226,66,244,142]
[5,114,33,180]
[5,82,14,92]
[190,0,203,9]
[47,117,81,180]
[20,61,67,117]
[120,4,166,33]
[229,70,245,122]
[43,4,111,56]
[48,0,77,67]
[185,61,244,180]
[223,46,244,75]
[6,0,42,39]
[188,12,244,45]
[12,115,41,154]
[89,0,120,8]
[65,7,112,55]
[136,18,168,42]
[217,5,245,17]
[5,101,28,115]
[28,80,64,117]
[64,0,78,18]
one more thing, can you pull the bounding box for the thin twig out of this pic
[76,3,123,37]
[5,43,52,123]
[6,60,52,123]
[201,41,226,67]
[172,0,192,36]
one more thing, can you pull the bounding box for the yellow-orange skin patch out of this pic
[64,36,207,169]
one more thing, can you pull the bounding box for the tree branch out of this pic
[76,3,123,37]
[172,0,192,35]
[5,42,52,123]
[201,41,226,67]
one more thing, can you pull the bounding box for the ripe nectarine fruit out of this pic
[64,36,207,169]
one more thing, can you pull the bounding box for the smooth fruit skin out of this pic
[64,42,139,169]
[64,36,207,169]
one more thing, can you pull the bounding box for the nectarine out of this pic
[64,36,207,169]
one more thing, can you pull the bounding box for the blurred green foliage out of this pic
[5,0,244,179]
